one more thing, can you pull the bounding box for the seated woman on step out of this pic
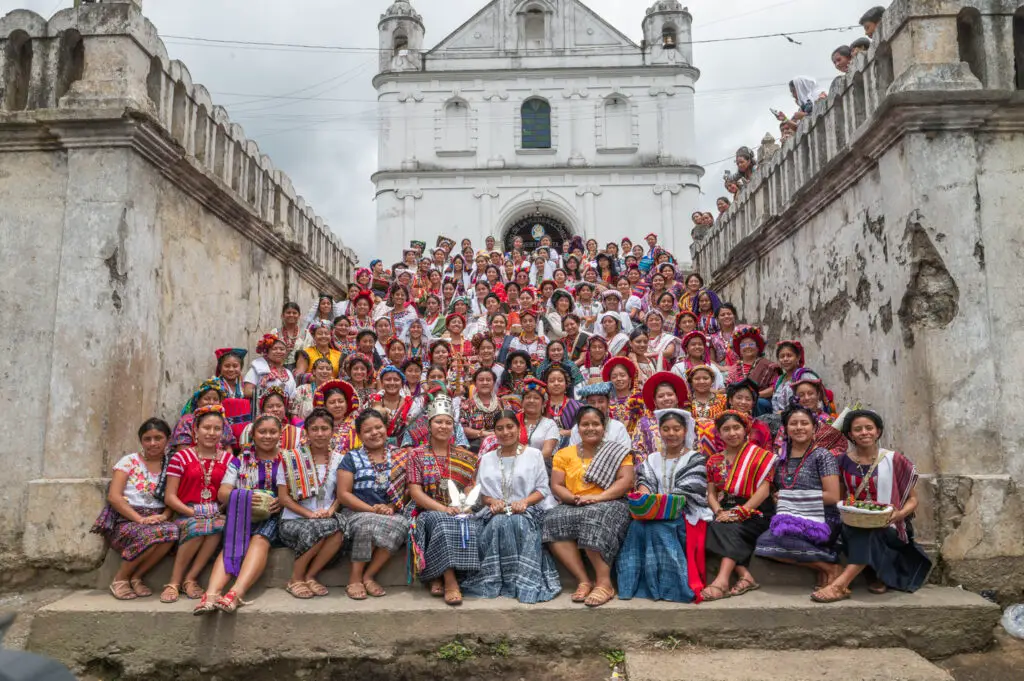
[461,410,561,604]
[812,410,933,603]
[194,414,285,614]
[755,406,842,589]
[277,408,347,600]
[407,393,482,606]
[544,406,634,608]
[618,409,712,603]
[161,405,233,603]
[91,418,180,601]
[337,409,411,600]
[702,410,776,601]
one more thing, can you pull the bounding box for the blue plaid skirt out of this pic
[413,511,482,583]
[460,509,561,604]
[617,517,696,603]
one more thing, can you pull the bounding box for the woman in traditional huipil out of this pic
[291,358,337,426]
[812,410,932,603]
[213,348,247,399]
[277,409,346,600]
[460,410,561,604]
[755,406,842,589]
[364,365,415,446]
[544,406,634,608]
[243,333,297,402]
[194,414,285,614]
[295,322,342,379]
[702,411,776,601]
[170,379,236,452]
[315,380,360,456]
[632,371,690,465]
[687,365,728,458]
[542,365,583,451]
[460,367,502,453]
[162,405,234,603]
[238,386,304,449]
[92,418,179,600]
[725,327,779,415]
[602,357,644,436]
[407,393,481,606]
[618,409,712,603]
[337,409,411,600]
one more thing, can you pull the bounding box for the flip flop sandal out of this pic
[159,584,180,604]
[182,580,204,600]
[811,585,852,604]
[363,580,386,597]
[305,580,329,597]
[571,582,594,603]
[730,579,761,597]
[700,585,730,602]
[584,586,616,607]
[130,578,153,598]
[346,583,368,601]
[286,581,315,600]
[192,593,218,616]
[444,589,463,606]
[109,580,138,601]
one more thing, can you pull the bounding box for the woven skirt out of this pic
[279,514,348,557]
[842,524,932,593]
[176,502,225,544]
[90,506,178,562]
[460,510,561,604]
[412,511,482,583]
[342,509,410,564]
[542,500,631,566]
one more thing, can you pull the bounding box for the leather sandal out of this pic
[346,583,368,601]
[159,584,180,604]
[286,581,315,599]
[584,586,615,607]
[444,588,463,606]
[571,582,594,603]
[363,579,386,597]
[215,590,244,614]
[729,578,760,597]
[182,580,204,600]
[192,593,218,615]
[109,580,137,601]
[305,579,329,597]
[130,578,152,598]
[811,584,852,603]
[429,580,445,597]
[700,584,730,602]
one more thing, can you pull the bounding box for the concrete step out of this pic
[27,586,997,675]
[96,547,819,593]
[626,648,954,681]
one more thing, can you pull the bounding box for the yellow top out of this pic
[553,445,634,497]
[303,346,342,377]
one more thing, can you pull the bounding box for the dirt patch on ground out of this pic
[940,630,1024,681]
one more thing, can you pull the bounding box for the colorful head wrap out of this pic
[258,385,289,413]
[731,325,766,357]
[674,310,698,334]
[641,371,690,411]
[182,379,227,416]
[602,356,638,385]
[685,363,717,382]
[521,377,548,402]
[215,347,247,361]
[717,408,753,432]
[776,339,806,367]
[378,364,406,383]
[190,403,226,436]
[445,312,466,329]
[314,379,358,414]
[578,381,613,399]
[256,333,283,356]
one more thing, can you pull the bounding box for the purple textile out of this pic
[769,513,831,545]
[224,489,253,577]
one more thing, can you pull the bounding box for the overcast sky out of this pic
[7,0,889,259]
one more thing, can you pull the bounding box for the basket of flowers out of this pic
[838,498,893,529]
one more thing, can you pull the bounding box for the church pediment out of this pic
[429,0,638,55]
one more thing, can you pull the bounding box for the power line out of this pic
[161,25,859,55]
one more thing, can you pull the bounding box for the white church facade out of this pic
[372,0,703,261]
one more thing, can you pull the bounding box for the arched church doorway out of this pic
[503,213,573,253]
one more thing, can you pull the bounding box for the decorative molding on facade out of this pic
[514,98,559,152]
[473,186,500,199]
[594,92,640,153]
[653,184,682,195]
[397,90,425,102]
[575,185,604,196]
[395,188,424,200]
[561,87,590,99]
[648,85,677,97]
[483,89,510,101]
[434,97,479,156]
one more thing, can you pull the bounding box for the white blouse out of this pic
[475,447,557,512]
[112,453,164,509]
[526,417,560,451]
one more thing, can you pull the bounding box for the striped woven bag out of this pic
[626,492,686,521]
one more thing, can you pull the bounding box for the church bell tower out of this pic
[642,0,693,65]
[378,1,425,73]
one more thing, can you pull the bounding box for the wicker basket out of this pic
[838,501,893,529]
[251,491,277,522]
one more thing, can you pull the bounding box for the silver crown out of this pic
[426,394,455,421]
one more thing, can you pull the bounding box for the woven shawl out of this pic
[582,440,632,491]
[722,443,775,499]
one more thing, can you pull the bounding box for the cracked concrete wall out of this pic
[717,128,1024,594]
[0,145,318,571]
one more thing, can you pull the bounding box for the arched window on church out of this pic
[604,96,631,149]
[393,31,408,56]
[524,9,546,50]
[662,24,678,48]
[521,98,551,149]
[444,99,469,151]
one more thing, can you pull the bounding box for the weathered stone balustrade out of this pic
[691,0,1024,597]
[0,0,356,289]
[694,0,1023,283]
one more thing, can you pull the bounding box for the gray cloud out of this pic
[7,0,888,258]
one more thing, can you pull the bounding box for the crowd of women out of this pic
[91,231,931,613]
